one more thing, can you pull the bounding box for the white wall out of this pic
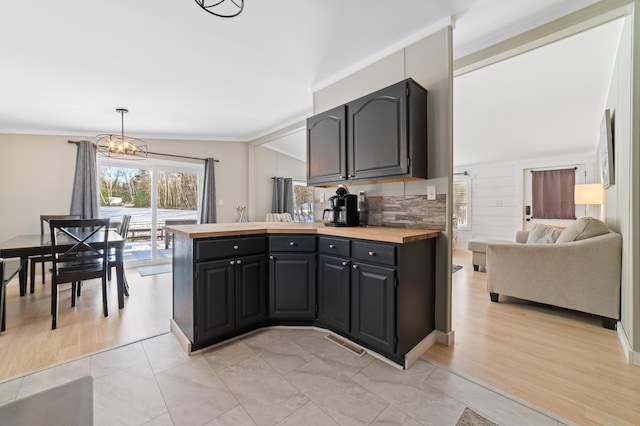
[0,133,248,242]
[604,12,638,353]
[456,152,598,249]
[251,145,306,222]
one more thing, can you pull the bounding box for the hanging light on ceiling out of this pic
[195,0,244,18]
[96,108,148,160]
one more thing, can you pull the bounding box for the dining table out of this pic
[0,230,127,332]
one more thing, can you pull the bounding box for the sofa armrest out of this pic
[486,232,622,319]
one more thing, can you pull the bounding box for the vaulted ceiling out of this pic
[1,0,614,166]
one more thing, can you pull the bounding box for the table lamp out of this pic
[575,183,604,217]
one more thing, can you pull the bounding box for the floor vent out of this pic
[325,334,367,357]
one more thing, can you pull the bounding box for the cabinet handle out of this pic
[289,241,296,246]
[348,174,355,178]
[230,260,235,265]
[269,255,274,260]
[329,244,335,249]
[368,251,376,256]
[236,259,242,265]
[342,261,348,266]
[340,175,346,179]
[352,264,359,269]
[233,245,239,250]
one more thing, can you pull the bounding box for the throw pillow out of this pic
[526,223,564,244]
[556,217,609,243]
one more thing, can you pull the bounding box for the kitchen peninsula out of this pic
[168,222,439,368]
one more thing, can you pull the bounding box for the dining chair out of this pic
[49,218,110,329]
[29,214,80,292]
[107,215,131,282]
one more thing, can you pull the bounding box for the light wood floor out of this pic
[0,266,171,381]
[425,250,640,426]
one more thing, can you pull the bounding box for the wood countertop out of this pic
[166,222,440,244]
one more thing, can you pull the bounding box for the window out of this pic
[453,175,470,230]
[292,181,314,222]
[98,158,202,263]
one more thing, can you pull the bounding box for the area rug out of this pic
[453,264,463,273]
[456,408,498,426]
[137,263,172,277]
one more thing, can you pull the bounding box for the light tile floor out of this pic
[0,328,570,426]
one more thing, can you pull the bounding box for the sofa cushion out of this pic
[526,223,564,244]
[556,217,609,243]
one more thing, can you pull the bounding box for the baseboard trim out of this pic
[436,329,455,346]
[405,330,439,368]
[617,321,640,366]
[169,319,192,354]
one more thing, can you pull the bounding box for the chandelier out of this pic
[96,108,147,160]
[195,0,244,18]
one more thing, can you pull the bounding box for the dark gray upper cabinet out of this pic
[306,105,347,186]
[307,78,427,186]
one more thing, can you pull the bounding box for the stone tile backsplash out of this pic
[366,194,446,230]
[313,190,446,231]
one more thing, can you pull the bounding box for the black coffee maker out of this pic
[323,186,359,227]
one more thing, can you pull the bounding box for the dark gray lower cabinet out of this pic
[196,259,235,342]
[351,262,396,355]
[173,232,435,366]
[235,255,267,329]
[269,253,316,319]
[318,255,350,334]
[173,234,267,351]
[197,254,266,343]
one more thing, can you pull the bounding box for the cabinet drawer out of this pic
[269,235,316,252]
[196,236,266,260]
[318,236,350,257]
[352,240,396,266]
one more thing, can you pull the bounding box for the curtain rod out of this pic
[530,167,577,172]
[68,141,219,162]
[271,176,306,181]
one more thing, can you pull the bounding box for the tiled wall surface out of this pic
[366,194,446,230]
[313,189,446,231]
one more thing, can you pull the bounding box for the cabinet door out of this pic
[307,105,347,185]
[348,81,408,180]
[351,262,396,354]
[196,259,235,341]
[318,255,350,334]
[269,253,316,319]
[234,254,267,329]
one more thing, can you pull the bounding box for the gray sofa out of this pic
[486,218,622,329]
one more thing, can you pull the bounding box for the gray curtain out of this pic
[200,158,217,224]
[70,140,99,219]
[272,177,294,215]
[532,168,576,219]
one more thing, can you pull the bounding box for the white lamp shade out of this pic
[575,184,604,205]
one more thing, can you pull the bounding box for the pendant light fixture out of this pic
[96,108,147,160]
[195,0,244,18]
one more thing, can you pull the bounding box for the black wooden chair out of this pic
[49,218,110,329]
[29,214,80,292]
[107,215,131,282]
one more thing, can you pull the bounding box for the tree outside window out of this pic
[453,175,470,230]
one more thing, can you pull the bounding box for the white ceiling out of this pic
[0,0,613,165]
[454,17,624,166]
